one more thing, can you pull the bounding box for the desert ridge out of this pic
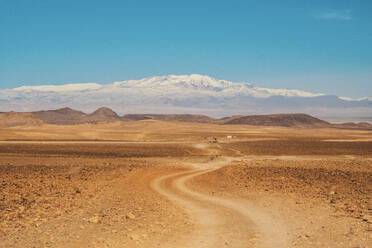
[0,107,371,130]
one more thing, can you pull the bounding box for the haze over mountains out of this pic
[1,74,371,122]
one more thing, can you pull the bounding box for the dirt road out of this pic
[151,157,290,248]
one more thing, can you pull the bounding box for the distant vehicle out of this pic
[206,136,218,143]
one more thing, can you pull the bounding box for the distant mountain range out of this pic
[1,74,371,122]
[1,108,371,130]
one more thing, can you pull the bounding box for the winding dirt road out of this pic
[151,157,290,248]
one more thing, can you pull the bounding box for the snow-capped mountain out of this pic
[1,74,371,122]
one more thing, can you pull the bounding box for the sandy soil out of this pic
[0,121,371,247]
[189,157,371,247]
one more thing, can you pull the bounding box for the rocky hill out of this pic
[332,122,372,130]
[33,107,126,125]
[33,107,89,125]
[222,114,331,128]
[86,107,123,122]
[1,108,370,130]
[124,114,217,123]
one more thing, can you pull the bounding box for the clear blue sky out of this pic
[1,0,371,98]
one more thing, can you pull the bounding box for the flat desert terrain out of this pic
[0,121,371,247]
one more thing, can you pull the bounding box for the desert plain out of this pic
[0,120,371,248]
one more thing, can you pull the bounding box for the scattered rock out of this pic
[126,212,136,220]
[129,234,139,241]
[88,215,102,224]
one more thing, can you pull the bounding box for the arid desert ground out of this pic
[0,120,371,248]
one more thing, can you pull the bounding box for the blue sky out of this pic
[0,0,371,98]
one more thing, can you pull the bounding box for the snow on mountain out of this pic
[338,96,372,102]
[4,74,324,98]
[254,87,324,98]
[109,74,323,98]
[12,83,102,92]
[0,74,371,122]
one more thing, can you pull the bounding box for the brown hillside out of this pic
[217,115,245,124]
[332,122,372,130]
[87,107,129,122]
[222,113,331,128]
[17,107,370,130]
[33,107,126,124]
[89,107,119,119]
[124,114,217,123]
[33,107,87,125]
[0,112,44,127]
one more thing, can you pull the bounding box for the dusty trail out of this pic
[151,158,290,248]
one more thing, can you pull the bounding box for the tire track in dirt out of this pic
[151,158,290,248]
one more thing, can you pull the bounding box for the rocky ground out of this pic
[193,158,372,220]
[0,124,371,247]
[0,145,198,248]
